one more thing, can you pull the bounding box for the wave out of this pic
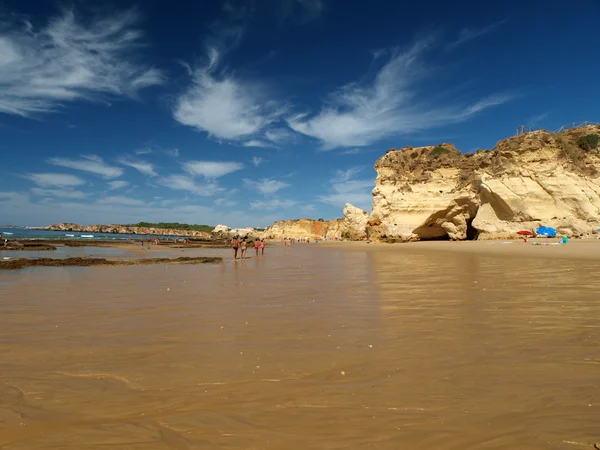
[3,232,13,235]
[80,235,94,238]
[65,234,75,237]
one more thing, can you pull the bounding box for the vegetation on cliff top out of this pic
[123,222,213,232]
[578,134,599,152]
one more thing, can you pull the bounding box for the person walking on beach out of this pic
[240,238,247,259]
[232,235,240,259]
[260,238,265,255]
[254,238,260,256]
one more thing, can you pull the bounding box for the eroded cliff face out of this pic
[262,203,370,240]
[369,126,600,241]
[262,219,329,240]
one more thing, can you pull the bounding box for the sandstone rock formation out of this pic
[262,203,369,241]
[262,219,329,240]
[211,225,256,238]
[342,203,369,240]
[325,218,345,240]
[368,125,600,241]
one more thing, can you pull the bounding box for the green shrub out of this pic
[578,134,599,151]
[430,146,449,157]
[123,222,213,232]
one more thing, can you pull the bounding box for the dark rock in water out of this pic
[3,242,57,251]
[0,256,222,270]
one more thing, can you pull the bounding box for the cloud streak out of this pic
[243,178,290,194]
[0,6,164,117]
[446,20,508,49]
[48,155,123,179]
[287,38,514,149]
[25,173,86,188]
[183,161,244,178]
[118,157,157,177]
[318,167,373,210]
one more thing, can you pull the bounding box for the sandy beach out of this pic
[1,241,599,449]
[319,237,600,261]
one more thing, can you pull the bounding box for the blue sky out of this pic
[1,0,599,227]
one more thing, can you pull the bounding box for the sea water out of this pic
[0,227,179,241]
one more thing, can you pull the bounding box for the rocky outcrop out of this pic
[342,203,369,240]
[369,125,600,241]
[262,219,330,240]
[325,218,345,240]
[211,225,256,238]
[47,223,211,238]
[262,204,369,241]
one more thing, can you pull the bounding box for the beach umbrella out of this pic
[536,226,557,237]
[516,230,533,236]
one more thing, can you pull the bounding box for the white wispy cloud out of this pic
[183,161,244,178]
[287,38,514,149]
[339,148,361,155]
[249,198,296,210]
[107,180,129,190]
[215,198,238,207]
[117,157,157,177]
[243,140,273,148]
[173,48,284,141]
[0,190,283,228]
[30,188,87,199]
[158,175,223,196]
[446,19,508,49]
[318,167,373,210]
[47,155,123,179]
[97,196,145,207]
[528,112,549,127]
[300,204,316,213]
[135,148,153,155]
[265,128,295,144]
[167,148,180,157]
[25,173,86,188]
[252,156,265,167]
[243,178,290,194]
[0,6,164,117]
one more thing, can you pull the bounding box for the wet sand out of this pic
[0,243,599,449]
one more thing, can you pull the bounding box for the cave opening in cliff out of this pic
[466,218,478,240]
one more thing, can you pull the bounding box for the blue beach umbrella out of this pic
[536,226,557,237]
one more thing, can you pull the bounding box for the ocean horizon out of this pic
[0,227,189,241]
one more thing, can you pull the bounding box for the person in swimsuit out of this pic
[260,238,265,255]
[232,236,240,259]
[240,238,247,259]
[254,238,260,256]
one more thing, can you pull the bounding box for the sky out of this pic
[1,0,599,228]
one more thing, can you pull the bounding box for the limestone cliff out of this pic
[369,125,600,241]
[342,203,369,240]
[262,203,369,240]
[262,219,329,240]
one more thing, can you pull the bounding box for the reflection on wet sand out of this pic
[0,244,598,449]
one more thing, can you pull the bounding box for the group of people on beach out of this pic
[231,236,265,259]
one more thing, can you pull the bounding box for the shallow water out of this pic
[0,244,598,449]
